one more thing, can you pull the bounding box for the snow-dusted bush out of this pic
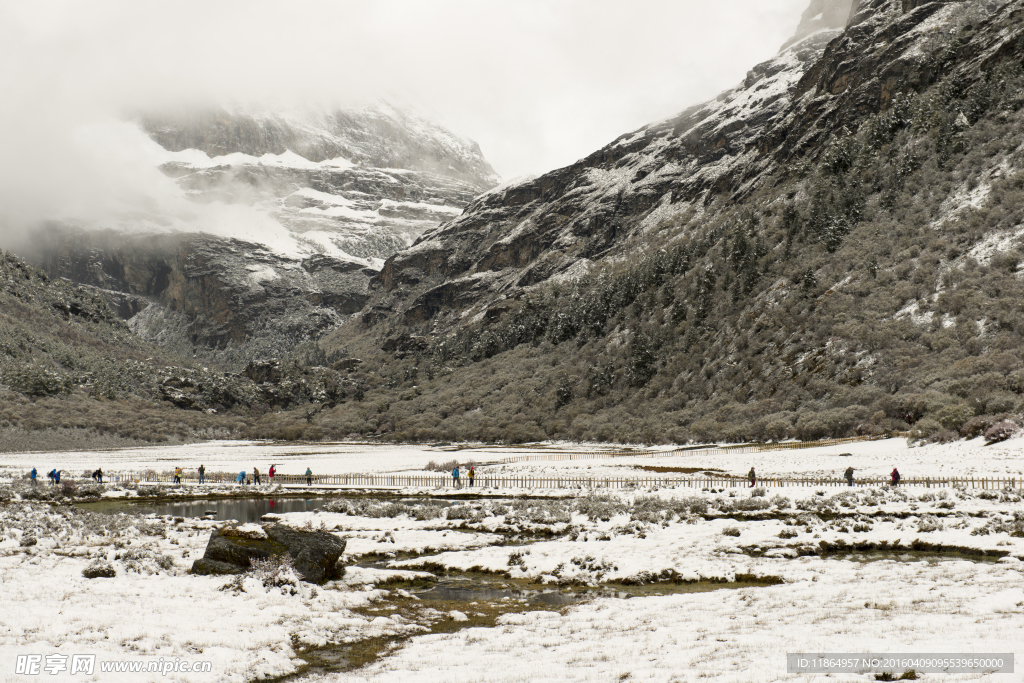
[916,515,943,533]
[324,497,445,520]
[721,526,741,537]
[628,497,665,523]
[507,550,528,568]
[83,559,116,579]
[750,487,767,498]
[250,555,302,594]
[445,504,485,522]
[575,493,627,522]
[523,501,571,525]
[115,547,175,574]
[984,420,1018,443]
[732,497,771,512]
[770,495,791,509]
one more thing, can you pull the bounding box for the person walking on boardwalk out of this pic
[748,467,756,488]
[268,465,276,484]
[236,470,246,485]
[173,467,182,484]
[844,466,854,487]
[305,467,312,486]
[198,464,205,485]
[93,468,103,484]
[452,465,460,489]
[468,465,475,488]
[891,466,901,487]
[254,468,262,486]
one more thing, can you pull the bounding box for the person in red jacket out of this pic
[891,467,901,487]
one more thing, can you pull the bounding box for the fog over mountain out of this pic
[0,0,809,249]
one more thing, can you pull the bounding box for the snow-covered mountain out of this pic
[364,0,1015,330]
[27,102,498,360]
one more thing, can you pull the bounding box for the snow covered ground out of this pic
[1,473,1022,682]
[2,436,1023,483]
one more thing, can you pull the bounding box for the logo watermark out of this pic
[788,653,1014,674]
[16,654,213,676]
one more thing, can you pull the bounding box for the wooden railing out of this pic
[84,471,1019,491]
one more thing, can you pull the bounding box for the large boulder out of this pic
[190,523,346,584]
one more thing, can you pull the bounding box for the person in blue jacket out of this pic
[30,467,37,486]
[237,470,246,485]
[452,465,460,489]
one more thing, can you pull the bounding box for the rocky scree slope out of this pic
[26,103,498,367]
[288,0,1024,444]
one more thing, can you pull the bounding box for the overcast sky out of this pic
[3,0,809,180]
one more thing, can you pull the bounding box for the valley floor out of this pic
[0,439,1022,682]
[2,436,1024,482]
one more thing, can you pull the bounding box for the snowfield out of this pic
[0,439,1022,682]
[3,436,1023,482]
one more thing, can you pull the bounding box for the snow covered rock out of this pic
[191,523,347,584]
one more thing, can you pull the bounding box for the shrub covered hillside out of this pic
[244,1,1024,444]
[0,252,353,449]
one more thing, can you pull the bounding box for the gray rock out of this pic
[20,533,37,547]
[190,524,346,584]
[190,558,246,576]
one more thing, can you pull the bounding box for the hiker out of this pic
[198,464,205,485]
[254,468,261,486]
[844,466,854,487]
[30,467,37,486]
[54,470,61,485]
[452,465,460,489]
[237,470,246,485]
[173,467,182,484]
[268,465,276,484]
[468,465,475,488]
[305,467,312,486]
[748,467,756,488]
[47,469,56,485]
[891,467,901,486]
[93,468,103,484]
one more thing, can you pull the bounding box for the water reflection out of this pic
[124,497,330,523]
[415,581,589,606]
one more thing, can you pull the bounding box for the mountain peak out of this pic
[781,0,857,51]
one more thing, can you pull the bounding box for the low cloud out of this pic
[0,0,808,248]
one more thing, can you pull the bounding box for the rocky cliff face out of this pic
[30,228,375,350]
[27,102,499,362]
[363,0,1016,333]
